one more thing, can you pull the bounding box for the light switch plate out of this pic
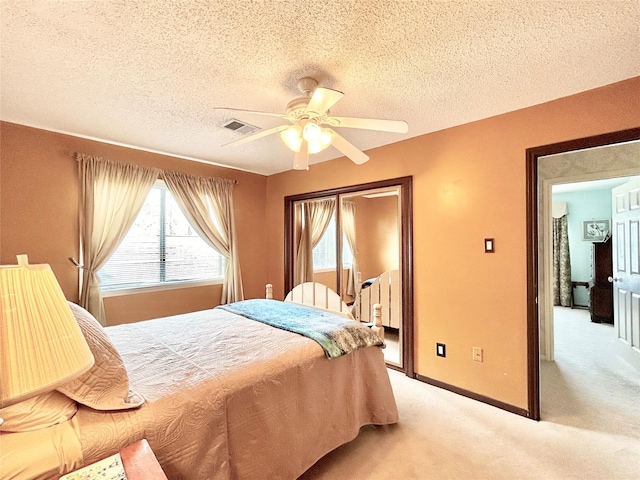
[484,238,495,253]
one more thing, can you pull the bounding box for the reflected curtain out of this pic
[78,154,160,325]
[294,198,336,285]
[341,201,358,296]
[552,202,572,307]
[162,171,243,304]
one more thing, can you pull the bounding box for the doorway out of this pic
[526,127,640,420]
[549,177,637,358]
[544,177,639,422]
[284,177,414,376]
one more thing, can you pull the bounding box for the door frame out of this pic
[284,176,414,377]
[526,127,640,420]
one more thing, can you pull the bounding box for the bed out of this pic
[0,287,398,480]
[281,281,386,341]
[352,270,401,329]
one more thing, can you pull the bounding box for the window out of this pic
[98,182,226,291]
[312,214,353,271]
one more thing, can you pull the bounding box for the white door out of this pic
[611,177,640,371]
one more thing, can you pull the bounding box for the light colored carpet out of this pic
[383,328,400,365]
[299,307,640,479]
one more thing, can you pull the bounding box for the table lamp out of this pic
[0,255,94,413]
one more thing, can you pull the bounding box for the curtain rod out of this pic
[65,150,239,184]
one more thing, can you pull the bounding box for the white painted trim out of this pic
[540,176,555,361]
[101,279,222,297]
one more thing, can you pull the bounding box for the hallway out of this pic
[541,307,640,438]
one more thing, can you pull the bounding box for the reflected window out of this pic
[312,213,353,271]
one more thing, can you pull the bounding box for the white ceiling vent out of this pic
[222,119,259,135]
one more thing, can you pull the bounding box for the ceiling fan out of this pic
[215,77,409,170]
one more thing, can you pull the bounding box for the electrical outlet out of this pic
[436,343,446,357]
[473,347,483,362]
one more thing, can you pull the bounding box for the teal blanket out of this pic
[216,299,383,359]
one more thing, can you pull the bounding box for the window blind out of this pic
[99,184,225,291]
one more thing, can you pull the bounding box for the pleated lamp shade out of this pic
[0,255,94,408]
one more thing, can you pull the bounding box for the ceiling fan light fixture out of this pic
[302,121,322,142]
[319,128,333,146]
[281,125,303,152]
[307,139,323,154]
[282,123,333,154]
[307,128,333,153]
[218,77,406,169]
[302,121,333,153]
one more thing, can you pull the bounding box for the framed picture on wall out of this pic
[581,219,611,242]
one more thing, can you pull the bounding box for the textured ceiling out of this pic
[552,176,638,194]
[1,1,639,175]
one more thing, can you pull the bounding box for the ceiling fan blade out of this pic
[306,87,344,116]
[293,140,309,170]
[223,124,290,147]
[213,107,286,119]
[328,130,370,165]
[330,116,409,133]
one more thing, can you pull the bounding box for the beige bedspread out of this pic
[76,308,398,479]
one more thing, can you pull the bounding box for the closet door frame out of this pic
[284,176,414,377]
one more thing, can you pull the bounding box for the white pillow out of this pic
[57,302,144,411]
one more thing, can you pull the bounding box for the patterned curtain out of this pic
[552,215,572,306]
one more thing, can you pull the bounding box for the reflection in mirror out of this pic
[291,188,402,366]
[340,187,402,366]
[292,196,338,292]
[285,176,413,375]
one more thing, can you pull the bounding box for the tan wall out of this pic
[354,195,399,281]
[306,195,399,295]
[0,122,268,325]
[2,78,638,408]
[102,284,224,326]
[313,269,337,291]
[265,77,640,410]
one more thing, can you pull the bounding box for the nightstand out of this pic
[52,439,167,480]
[119,439,167,479]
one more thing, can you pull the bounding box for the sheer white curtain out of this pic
[341,201,358,296]
[162,171,244,304]
[294,198,336,285]
[78,155,160,325]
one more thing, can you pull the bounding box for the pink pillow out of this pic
[57,302,144,411]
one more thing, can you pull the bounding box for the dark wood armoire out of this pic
[589,238,613,324]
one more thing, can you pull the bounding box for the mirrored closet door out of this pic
[285,177,413,375]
